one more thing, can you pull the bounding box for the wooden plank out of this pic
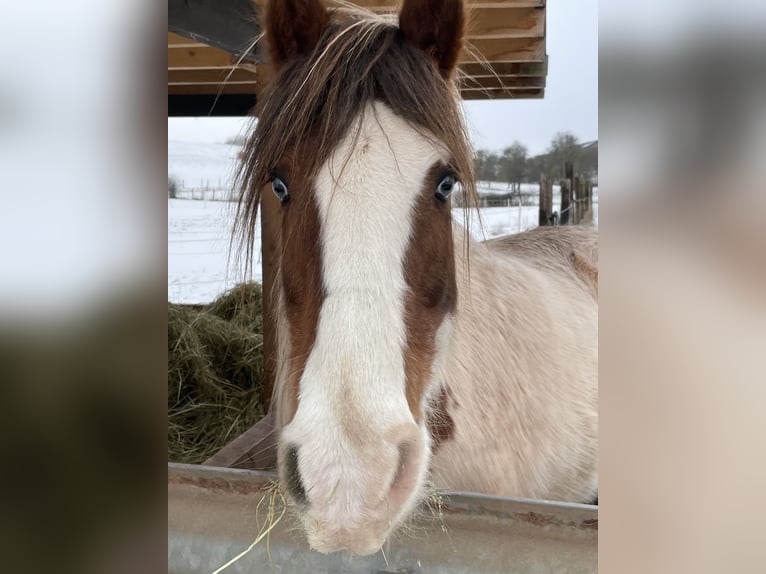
[539,173,552,226]
[461,87,543,99]
[169,84,544,99]
[168,59,548,79]
[460,37,544,63]
[203,409,277,470]
[168,45,235,69]
[560,161,573,225]
[168,93,257,116]
[169,0,263,62]
[170,10,543,44]
[573,176,581,224]
[461,85,543,93]
[168,32,206,47]
[169,83,260,95]
[169,75,543,95]
[459,75,545,89]
[459,59,547,77]
[467,7,544,40]
[351,0,545,10]
[168,68,258,83]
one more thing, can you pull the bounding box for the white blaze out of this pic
[280,102,448,537]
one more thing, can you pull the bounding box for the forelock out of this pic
[233,6,476,273]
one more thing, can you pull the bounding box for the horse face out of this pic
[275,103,457,555]
[260,0,465,555]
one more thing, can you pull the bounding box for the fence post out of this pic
[539,173,552,226]
[560,161,573,225]
[573,175,581,224]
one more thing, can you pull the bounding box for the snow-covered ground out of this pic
[477,181,563,195]
[168,199,254,303]
[169,199,598,304]
[168,140,241,190]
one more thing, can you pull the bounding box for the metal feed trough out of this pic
[169,463,597,573]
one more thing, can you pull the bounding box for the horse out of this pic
[234,0,598,556]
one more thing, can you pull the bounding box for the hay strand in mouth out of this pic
[212,481,286,574]
[421,484,457,553]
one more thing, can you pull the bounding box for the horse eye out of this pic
[435,174,456,202]
[271,176,289,204]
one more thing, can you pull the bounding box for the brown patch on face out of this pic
[427,385,456,452]
[403,164,457,421]
[275,142,325,424]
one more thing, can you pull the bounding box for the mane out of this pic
[233,5,477,274]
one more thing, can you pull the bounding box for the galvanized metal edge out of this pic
[169,463,597,574]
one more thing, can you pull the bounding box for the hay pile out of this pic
[168,282,267,464]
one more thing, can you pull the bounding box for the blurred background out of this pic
[0,0,764,572]
[599,1,766,572]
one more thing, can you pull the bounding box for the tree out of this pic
[500,142,528,192]
[579,141,598,181]
[168,175,180,198]
[482,152,500,182]
[474,149,488,182]
[525,153,548,182]
[546,132,581,178]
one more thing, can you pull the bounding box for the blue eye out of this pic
[435,174,456,201]
[272,176,289,203]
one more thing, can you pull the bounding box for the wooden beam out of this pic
[168,0,263,62]
[461,88,544,99]
[169,72,544,95]
[168,45,236,69]
[539,173,552,226]
[168,68,259,84]
[170,83,545,98]
[460,37,544,63]
[169,83,260,95]
[204,409,277,470]
[459,75,545,89]
[459,59,547,77]
[168,41,546,70]
[168,32,207,47]
[351,0,545,10]
[169,8,544,46]
[170,85,545,98]
[168,93,257,117]
[169,60,548,80]
[467,7,544,40]
[168,1,548,107]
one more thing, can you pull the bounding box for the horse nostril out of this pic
[285,444,309,506]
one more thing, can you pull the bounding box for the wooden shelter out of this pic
[168,0,548,467]
[169,0,548,116]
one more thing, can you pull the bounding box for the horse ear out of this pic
[264,0,329,69]
[398,0,465,78]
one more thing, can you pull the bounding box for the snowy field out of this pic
[168,141,241,190]
[169,198,598,304]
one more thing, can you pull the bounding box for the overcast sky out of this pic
[168,1,597,156]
